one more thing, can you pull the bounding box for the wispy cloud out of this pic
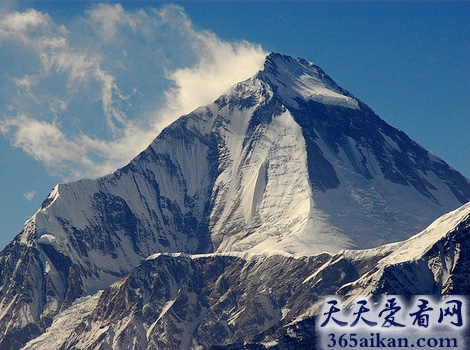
[23,191,36,201]
[161,31,268,129]
[0,4,267,180]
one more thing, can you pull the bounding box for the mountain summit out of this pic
[209,52,470,252]
[1,53,469,348]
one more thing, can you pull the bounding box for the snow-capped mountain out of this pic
[23,202,470,349]
[1,52,469,348]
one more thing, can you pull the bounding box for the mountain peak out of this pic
[1,51,470,348]
[258,52,359,109]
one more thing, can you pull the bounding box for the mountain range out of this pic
[1,53,469,349]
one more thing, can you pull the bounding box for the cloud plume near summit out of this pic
[0,3,267,180]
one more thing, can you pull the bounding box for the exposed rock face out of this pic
[57,204,470,349]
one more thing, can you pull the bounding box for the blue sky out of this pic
[0,1,469,250]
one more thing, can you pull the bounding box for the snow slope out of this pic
[23,201,470,349]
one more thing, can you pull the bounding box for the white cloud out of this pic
[87,3,139,41]
[162,32,267,127]
[23,191,36,201]
[0,4,267,181]
[0,9,51,44]
[0,115,90,178]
